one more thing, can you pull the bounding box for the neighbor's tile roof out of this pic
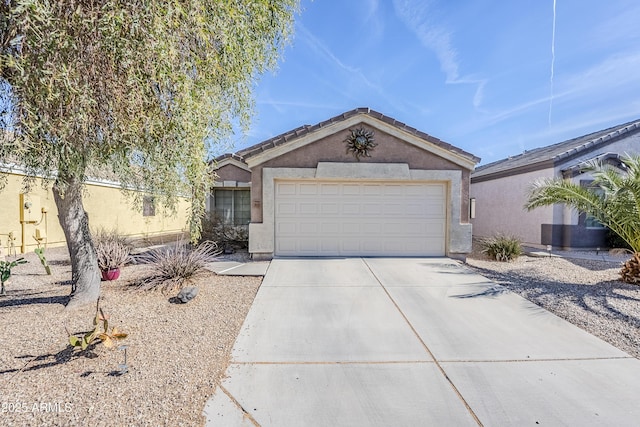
[472,119,640,180]
[216,107,480,164]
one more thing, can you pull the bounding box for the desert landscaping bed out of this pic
[2,246,640,426]
[466,250,640,360]
[0,247,260,426]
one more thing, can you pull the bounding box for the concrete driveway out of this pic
[203,258,640,426]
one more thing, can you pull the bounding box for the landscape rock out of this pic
[177,286,199,303]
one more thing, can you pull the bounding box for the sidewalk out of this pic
[524,246,630,263]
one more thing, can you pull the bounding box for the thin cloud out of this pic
[457,50,640,137]
[295,22,412,113]
[393,0,487,108]
[296,23,379,91]
[560,51,640,99]
[393,0,459,82]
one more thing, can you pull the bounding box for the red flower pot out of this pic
[101,268,120,281]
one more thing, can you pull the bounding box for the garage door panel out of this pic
[275,181,446,256]
[363,185,383,195]
[299,183,318,195]
[343,184,361,195]
[277,202,297,215]
[277,222,297,234]
[320,203,339,215]
[321,223,341,234]
[320,183,340,194]
[299,223,318,234]
[404,203,425,215]
[342,203,361,215]
[277,183,297,195]
[384,185,404,196]
[299,203,318,215]
[382,203,405,215]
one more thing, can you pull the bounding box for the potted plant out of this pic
[95,240,130,281]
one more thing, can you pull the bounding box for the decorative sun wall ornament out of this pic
[344,127,376,161]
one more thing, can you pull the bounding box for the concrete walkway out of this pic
[203,258,640,426]
[524,246,630,263]
[206,261,270,276]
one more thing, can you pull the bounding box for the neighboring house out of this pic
[1,165,190,254]
[209,107,480,260]
[470,119,640,249]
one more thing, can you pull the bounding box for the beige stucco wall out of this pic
[1,171,189,254]
[249,125,471,223]
[249,164,472,258]
[471,133,640,247]
[471,168,556,245]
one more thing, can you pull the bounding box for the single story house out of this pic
[209,108,480,260]
[470,119,640,249]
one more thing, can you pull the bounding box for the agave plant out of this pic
[525,154,640,283]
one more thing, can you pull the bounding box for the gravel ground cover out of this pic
[2,244,640,426]
[0,247,260,426]
[466,247,640,359]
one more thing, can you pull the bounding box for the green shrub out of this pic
[606,229,632,250]
[201,214,248,250]
[480,235,522,262]
[135,240,222,292]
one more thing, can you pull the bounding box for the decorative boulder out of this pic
[177,286,198,303]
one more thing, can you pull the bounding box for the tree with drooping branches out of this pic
[0,0,298,307]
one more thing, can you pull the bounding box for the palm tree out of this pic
[525,154,640,283]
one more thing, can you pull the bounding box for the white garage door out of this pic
[275,181,446,256]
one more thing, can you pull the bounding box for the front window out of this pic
[580,180,604,228]
[585,215,604,229]
[214,189,250,225]
[143,196,155,217]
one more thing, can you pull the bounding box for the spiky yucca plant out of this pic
[526,154,640,283]
[135,240,222,292]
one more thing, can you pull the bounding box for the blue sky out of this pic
[222,0,640,166]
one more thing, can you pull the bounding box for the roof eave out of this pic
[471,159,555,183]
[244,112,479,170]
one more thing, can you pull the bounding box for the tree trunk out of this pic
[52,177,101,308]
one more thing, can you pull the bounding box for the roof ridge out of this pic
[554,120,640,160]
[232,107,480,164]
[472,117,640,179]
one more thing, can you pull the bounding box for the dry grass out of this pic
[0,246,260,426]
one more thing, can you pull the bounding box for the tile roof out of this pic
[215,107,480,164]
[471,119,640,180]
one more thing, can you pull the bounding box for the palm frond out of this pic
[525,154,640,253]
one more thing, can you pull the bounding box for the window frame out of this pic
[213,188,250,226]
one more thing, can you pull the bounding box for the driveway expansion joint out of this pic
[218,384,261,427]
[231,360,438,365]
[438,356,634,363]
[361,258,484,427]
